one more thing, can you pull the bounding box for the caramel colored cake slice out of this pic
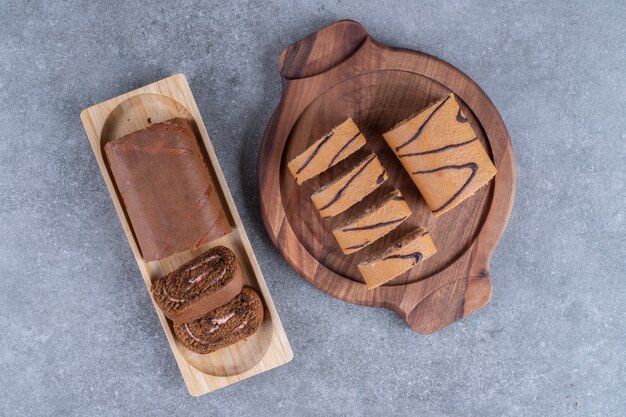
[311,154,387,218]
[287,118,366,185]
[151,246,244,324]
[104,118,231,261]
[358,227,437,289]
[333,190,411,254]
[173,287,264,354]
[383,93,497,216]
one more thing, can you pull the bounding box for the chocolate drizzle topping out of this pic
[319,155,376,211]
[383,252,423,264]
[342,217,406,232]
[412,162,478,213]
[398,138,478,158]
[395,95,451,152]
[376,170,386,185]
[296,131,334,174]
[346,242,370,250]
[456,108,468,123]
[327,131,362,168]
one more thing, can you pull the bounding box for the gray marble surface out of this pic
[1,1,625,416]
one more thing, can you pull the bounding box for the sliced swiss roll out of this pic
[173,286,264,354]
[358,227,437,289]
[151,246,243,324]
[287,118,366,185]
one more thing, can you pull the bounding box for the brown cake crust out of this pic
[173,287,264,354]
[151,246,243,324]
[104,118,231,261]
[383,94,497,216]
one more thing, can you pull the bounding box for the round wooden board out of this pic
[257,20,516,333]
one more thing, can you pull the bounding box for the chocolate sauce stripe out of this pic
[376,169,386,185]
[395,95,451,152]
[412,162,478,213]
[319,155,376,211]
[341,216,406,232]
[296,131,334,174]
[398,137,477,158]
[346,242,370,250]
[456,108,468,123]
[383,252,423,264]
[327,131,362,168]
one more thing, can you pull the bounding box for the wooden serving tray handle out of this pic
[258,20,515,334]
[279,20,368,79]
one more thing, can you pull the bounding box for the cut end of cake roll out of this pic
[311,153,387,219]
[151,246,244,324]
[173,286,264,355]
[358,227,437,289]
[382,93,497,217]
[332,189,412,255]
[287,118,366,185]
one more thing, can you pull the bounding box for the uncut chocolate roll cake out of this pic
[151,246,243,324]
[173,287,264,354]
[104,118,231,261]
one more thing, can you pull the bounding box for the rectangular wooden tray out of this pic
[80,73,292,396]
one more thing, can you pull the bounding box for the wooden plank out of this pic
[81,73,292,396]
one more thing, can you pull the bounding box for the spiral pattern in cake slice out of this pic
[151,246,243,324]
[173,287,264,354]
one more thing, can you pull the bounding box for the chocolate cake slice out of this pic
[104,117,231,261]
[151,246,243,324]
[173,286,264,354]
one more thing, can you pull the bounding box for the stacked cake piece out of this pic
[151,246,264,354]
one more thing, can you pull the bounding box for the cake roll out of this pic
[151,246,244,324]
[358,227,437,289]
[287,118,366,185]
[104,118,231,261]
[383,93,497,216]
[311,154,387,218]
[333,190,411,254]
[173,287,264,354]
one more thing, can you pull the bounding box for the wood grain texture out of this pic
[257,20,516,334]
[81,74,292,396]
